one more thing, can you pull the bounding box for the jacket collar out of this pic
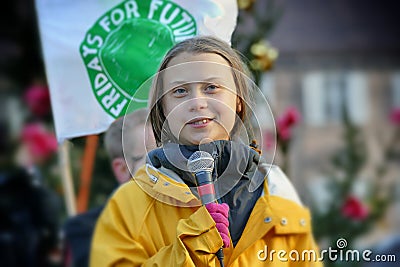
[134,164,201,207]
[146,140,264,197]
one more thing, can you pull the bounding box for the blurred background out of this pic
[1,0,399,266]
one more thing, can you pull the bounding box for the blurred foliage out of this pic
[232,0,283,85]
[310,108,394,267]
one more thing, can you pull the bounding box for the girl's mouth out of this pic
[192,119,208,125]
[187,118,213,127]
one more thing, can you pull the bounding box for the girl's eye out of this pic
[204,84,219,93]
[171,87,188,97]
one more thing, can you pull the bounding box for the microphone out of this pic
[187,151,225,267]
[187,151,215,204]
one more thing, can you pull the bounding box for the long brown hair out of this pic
[149,36,254,146]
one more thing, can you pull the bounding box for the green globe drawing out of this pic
[100,19,175,98]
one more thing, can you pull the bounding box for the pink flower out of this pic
[276,106,301,141]
[389,108,400,125]
[23,85,51,117]
[21,123,58,161]
[341,195,369,221]
[262,130,276,151]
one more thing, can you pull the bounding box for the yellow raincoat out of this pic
[90,164,323,266]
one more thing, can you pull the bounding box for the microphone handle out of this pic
[195,170,215,204]
[194,170,225,267]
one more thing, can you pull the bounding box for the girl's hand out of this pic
[205,203,230,248]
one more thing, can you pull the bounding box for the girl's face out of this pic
[161,52,241,145]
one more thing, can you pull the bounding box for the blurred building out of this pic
[262,0,400,248]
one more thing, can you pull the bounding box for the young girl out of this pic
[90,36,322,266]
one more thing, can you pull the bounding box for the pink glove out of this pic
[205,203,230,248]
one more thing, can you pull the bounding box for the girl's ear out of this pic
[236,97,242,113]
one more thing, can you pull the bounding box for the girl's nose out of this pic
[189,91,208,111]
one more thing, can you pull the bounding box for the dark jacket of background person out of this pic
[63,206,103,267]
[0,167,61,267]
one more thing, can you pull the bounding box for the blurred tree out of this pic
[232,0,283,85]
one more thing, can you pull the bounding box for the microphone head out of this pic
[187,151,214,173]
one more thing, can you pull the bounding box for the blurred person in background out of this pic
[63,108,156,267]
[0,119,62,267]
